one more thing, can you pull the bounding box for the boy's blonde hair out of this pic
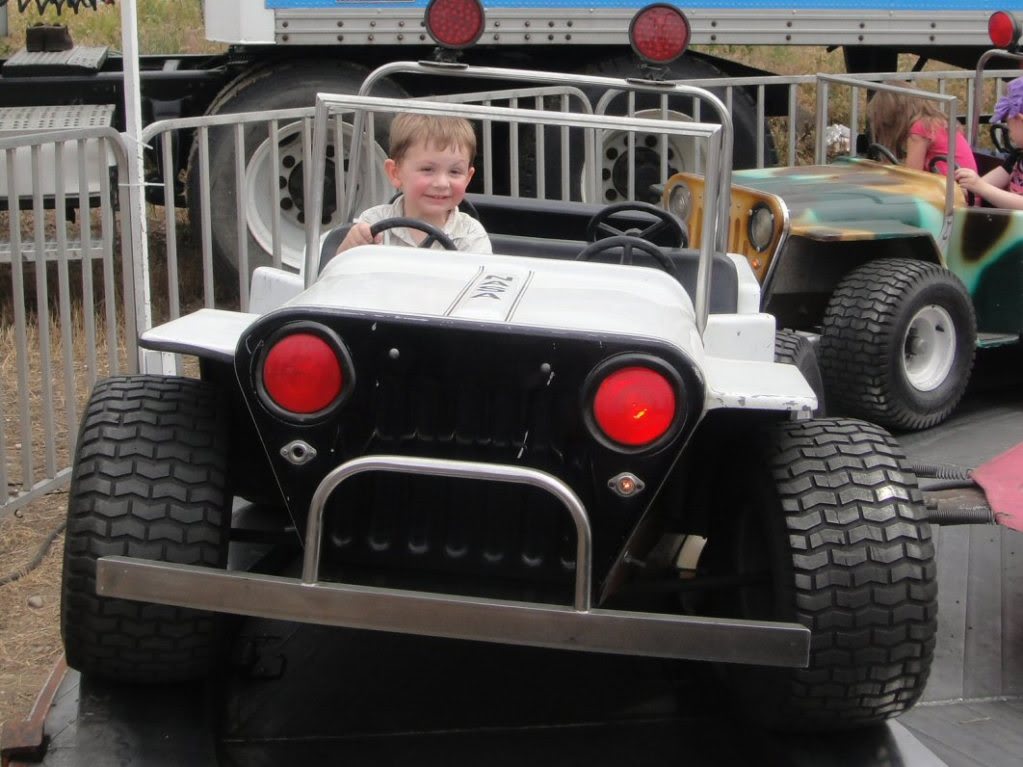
[866,84,953,158]
[388,113,477,163]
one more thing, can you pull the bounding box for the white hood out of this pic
[296,246,702,355]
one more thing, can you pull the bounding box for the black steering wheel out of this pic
[388,191,480,221]
[927,154,966,174]
[585,201,688,248]
[866,142,899,164]
[370,217,457,250]
[575,235,680,278]
[990,122,1012,155]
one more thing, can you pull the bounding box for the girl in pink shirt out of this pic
[866,85,978,174]
[907,116,978,174]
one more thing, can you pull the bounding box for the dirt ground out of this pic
[0,207,188,741]
[0,179,211,752]
[0,494,66,736]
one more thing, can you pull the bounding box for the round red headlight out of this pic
[629,4,690,65]
[989,11,1021,49]
[593,366,677,447]
[425,0,485,49]
[262,332,344,414]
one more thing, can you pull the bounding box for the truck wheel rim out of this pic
[582,108,694,205]
[244,121,389,269]
[901,304,956,392]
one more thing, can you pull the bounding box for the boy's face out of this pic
[385,140,474,228]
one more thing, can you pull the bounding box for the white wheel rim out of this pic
[581,108,695,204]
[901,304,957,392]
[244,122,389,270]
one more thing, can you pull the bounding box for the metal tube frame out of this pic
[302,455,594,611]
[344,60,734,253]
[308,84,725,333]
[971,48,1023,146]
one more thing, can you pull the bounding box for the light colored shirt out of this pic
[357,195,492,253]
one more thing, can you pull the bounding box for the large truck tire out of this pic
[818,258,976,431]
[187,60,408,282]
[61,376,232,684]
[578,53,775,204]
[706,418,937,731]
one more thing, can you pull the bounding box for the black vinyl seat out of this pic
[318,223,355,275]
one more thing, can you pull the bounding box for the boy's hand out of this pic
[336,222,381,254]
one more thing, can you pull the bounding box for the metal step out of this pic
[0,105,116,201]
[0,104,113,133]
[1,46,108,76]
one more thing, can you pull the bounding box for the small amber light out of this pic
[608,472,646,497]
[752,258,761,269]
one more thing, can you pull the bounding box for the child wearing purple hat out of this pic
[955,77,1023,210]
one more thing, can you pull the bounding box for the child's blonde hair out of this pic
[866,85,953,159]
[388,113,477,163]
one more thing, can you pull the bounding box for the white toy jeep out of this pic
[60,68,937,733]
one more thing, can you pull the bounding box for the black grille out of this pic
[238,310,704,600]
[322,367,579,591]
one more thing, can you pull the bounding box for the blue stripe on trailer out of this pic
[266,1,1023,10]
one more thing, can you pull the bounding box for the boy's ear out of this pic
[466,165,475,184]
[384,158,401,189]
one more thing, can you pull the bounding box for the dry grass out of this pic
[0,291,133,736]
[0,495,66,734]
[0,130,228,737]
[0,0,224,57]
[0,197,209,737]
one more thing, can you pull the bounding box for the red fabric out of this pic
[973,441,1023,531]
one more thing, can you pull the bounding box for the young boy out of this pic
[955,77,1023,210]
[336,112,492,254]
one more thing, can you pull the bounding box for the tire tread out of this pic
[767,418,937,728]
[61,375,230,684]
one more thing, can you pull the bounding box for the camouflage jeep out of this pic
[662,76,1022,432]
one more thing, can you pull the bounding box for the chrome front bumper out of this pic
[96,455,811,668]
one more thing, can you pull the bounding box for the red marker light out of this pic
[262,332,344,414]
[425,0,485,49]
[630,4,691,65]
[989,11,1021,49]
[593,366,677,447]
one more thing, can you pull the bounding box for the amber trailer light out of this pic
[592,365,678,447]
[262,332,344,415]
[629,5,691,65]
[989,11,1021,49]
[425,0,485,49]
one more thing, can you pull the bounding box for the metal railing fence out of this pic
[0,126,137,519]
